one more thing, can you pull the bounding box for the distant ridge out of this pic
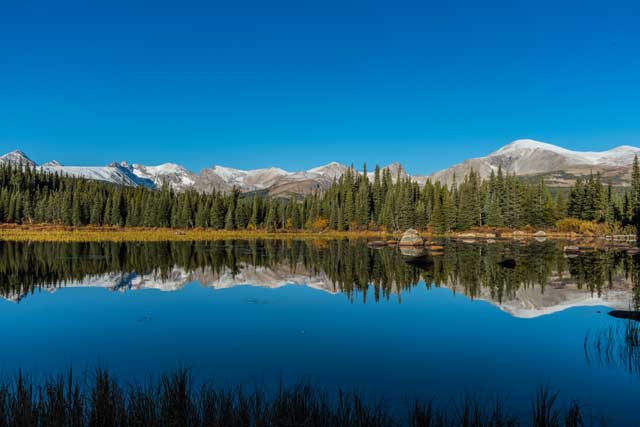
[428,139,640,186]
[2,139,640,195]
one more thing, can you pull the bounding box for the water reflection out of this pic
[585,319,640,378]
[1,239,639,318]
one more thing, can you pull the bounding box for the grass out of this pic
[0,369,600,427]
[0,224,395,243]
[0,223,628,243]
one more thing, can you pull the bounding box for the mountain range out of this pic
[2,139,639,196]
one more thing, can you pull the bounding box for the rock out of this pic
[609,310,640,322]
[367,240,387,248]
[534,237,547,242]
[387,240,398,246]
[399,229,424,246]
[400,246,426,258]
[513,230,526,236]
[484,233,496,239]
[533,231,546,237]
[459,233,476,238]
[564,245,580,253]
[427,245,444,251]
[486,239,496,244]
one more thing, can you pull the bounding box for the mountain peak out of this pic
[494,139,568,154]
[0,150,36,167]
[307,162,348,178]
[7,149,28,157]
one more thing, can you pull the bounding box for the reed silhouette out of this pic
[0,369,596,427]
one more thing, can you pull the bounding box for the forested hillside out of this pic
[1,159,640,233]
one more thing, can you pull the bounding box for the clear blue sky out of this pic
[1,0,639,174]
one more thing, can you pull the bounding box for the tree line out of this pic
[1,158,640,232]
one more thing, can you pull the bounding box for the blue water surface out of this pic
[0,281,636,424]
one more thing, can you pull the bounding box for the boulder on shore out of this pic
[399,229,424,246]
[534,231,547,237]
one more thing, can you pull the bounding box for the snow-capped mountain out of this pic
[2,139,640,194]
[198,166,289,191]
[193,162,346,195]
[0,150,141,186]
[0,150,36,168]
[308,162,350,179]
[427,139,640,186]
[0,149,354,195]
[122,162,197,192]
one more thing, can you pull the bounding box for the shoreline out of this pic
[0,224,394,242]
[0,223,636,244]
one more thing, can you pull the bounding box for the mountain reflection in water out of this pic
[1,239,638,318]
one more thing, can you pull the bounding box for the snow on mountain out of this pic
[42,160,62,167]
[196,163,346,195]
[126,162,197,191]
[42,164,141,186]
[205,166,290,191]
[0,150,36,167]
[429,139,640,186]
[3,138,640,195]
[492,139,640,167]
[308,162,349,179]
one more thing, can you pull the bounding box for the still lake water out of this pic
[0,239,639,424]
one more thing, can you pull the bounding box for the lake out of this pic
[1,239,639,424]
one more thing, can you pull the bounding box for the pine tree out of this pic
[568,178,585,219]
[431,192,446,233]
[632,155,640,241]
[225,193,237,230]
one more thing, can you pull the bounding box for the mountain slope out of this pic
[427,139,640,186]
